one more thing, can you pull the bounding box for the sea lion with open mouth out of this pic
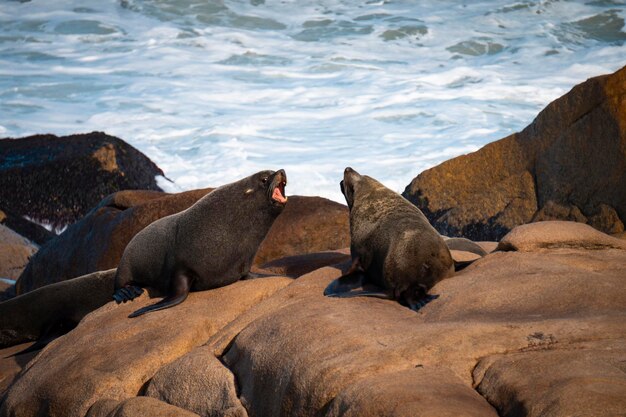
[324,167,453,310]
[114,169,288,317]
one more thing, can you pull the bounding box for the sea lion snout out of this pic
[269,169,288,205]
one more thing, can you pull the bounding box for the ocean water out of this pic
[1,0,625,202]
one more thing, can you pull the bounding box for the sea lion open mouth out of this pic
[269,169,288,205]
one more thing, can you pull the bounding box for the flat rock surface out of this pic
[497,220,626,252]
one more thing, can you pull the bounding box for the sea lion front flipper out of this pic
[128,271,194,318]
[113,285,144,304]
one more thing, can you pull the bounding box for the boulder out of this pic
[0,224,37,280]
[0,209,54,245]
[203,244,625,416]
[0,342,38,397]
[253,196,350,265]
[497,221,626,252]
[0,277,291,417]
[475,346,626,417]
[86,397,200,417]
[145,347,248,417]
[403,65,626,240]
[16,193,348,294]
[0,132,164,229]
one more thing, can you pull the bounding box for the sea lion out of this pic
[113,169,288,317]
[0,269,116,354]
[324,167,454,310]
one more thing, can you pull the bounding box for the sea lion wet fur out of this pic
[325,167,454,310]
[114,169,288,317]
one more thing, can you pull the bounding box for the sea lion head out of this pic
[340,167,361,210]
[247,169,288,211]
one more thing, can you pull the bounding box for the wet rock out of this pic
[403,65,626,240]
[0,277,291,417]
[0,132,164,229]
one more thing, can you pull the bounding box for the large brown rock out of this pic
[474,346,626,417]
[16,192,348,294]
[253,196,349,265]
[0,132,164,229]
[403,65,626,240]
[145,347,248,417]
[86,397,200,417]
[0,224,37,280]
[202,228,625,417]
[0,277,291,417]
[497,220,626,252]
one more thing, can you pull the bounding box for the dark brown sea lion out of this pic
[324,167,454,310]
[113,169,288,317]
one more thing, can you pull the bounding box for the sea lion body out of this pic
[325,167,454,309]
[114,169,288,317]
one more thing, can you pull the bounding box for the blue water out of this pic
[1,0,625,202]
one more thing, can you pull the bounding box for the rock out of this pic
[0,342,39,397]
[0,277,291,417]
[16,192,347,294]
[145,347,248,417]
[255,249,350,278]
[325,367,498,417]
[0,224,38,280]
[86,397,200,417]
[0,132,164,229]
[253,196,350,265]
[497,221,626,252]
[15,188,212,294]
[0,279,15,302]
[0,209,54,246]
[203,243,625,417]
[474,346,626,417]
[403,65,626,240]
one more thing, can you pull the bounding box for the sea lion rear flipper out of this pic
[327,289,394,300]
[128,271,193,318]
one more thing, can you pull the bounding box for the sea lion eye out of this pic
[262,177,268,183]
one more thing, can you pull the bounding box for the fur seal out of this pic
[324,167,454,310]
[0,270,116,354]
[113,169,288,317]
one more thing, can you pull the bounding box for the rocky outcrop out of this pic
[86,397,200,417]
[16,192,349,294]
[0,224,37,280]
[1,222,624,417]
[0,277,291,417]
[0,132,164,229]
[403,65,626,241]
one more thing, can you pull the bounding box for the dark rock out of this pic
[0,132,164,229]
[403,65,626,240]
[0,209,54,246]
[0,224,37,280]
